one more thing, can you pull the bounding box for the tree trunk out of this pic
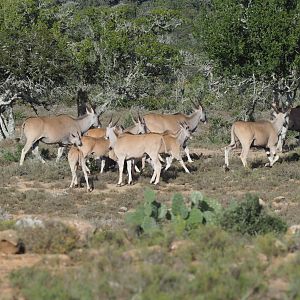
[0,104,15,140]
[76,88,89,117]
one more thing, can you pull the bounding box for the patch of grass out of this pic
[0,219,16,231]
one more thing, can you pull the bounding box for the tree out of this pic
[195,0,300,116]
[0,0,74,138]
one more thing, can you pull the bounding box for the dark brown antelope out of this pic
[142,100,206,162]
[19,107,99,166]
[224,105,290,169]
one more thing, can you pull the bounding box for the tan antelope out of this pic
[68,146,91,192]
[19,107,99,166]
[224,105,290,169]
[142,100,206,162]
[84,115,148,173]
[68,120,123,191]
[141,122,192,173]
[68,118,149,191]
[106,124,165,186]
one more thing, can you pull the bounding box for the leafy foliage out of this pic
[221,194,288,235]
[196,0,300,79]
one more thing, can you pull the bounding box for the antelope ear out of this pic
[86,106,92,114]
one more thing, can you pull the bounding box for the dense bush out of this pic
[221,194,287,235]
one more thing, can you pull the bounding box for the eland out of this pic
[106,124,165,186]
[141,122,192,173]
[142,100,206,162]
[19,107,99,166]
[224,104,290,169]
[274,105,300,152]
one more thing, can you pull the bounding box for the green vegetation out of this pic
[126,189,222,234]
[127,189,287,236]
[221,194,288,235]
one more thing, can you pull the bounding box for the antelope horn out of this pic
[108,114,113,126]
[191,99,198,108]
[271,102,280,113]
[137,110,142,122]
[113,116,120,127]
[130,113,137,124]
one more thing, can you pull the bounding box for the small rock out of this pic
[0,230,25,254]
[259,198,266,207]
[287,225,300,235]
[118,207,128,213]
[273,196,286,203]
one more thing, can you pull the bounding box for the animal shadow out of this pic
[281,152,300,163]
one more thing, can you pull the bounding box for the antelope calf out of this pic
[68,146,91,192]
[68,125,123,191]
[19,107,99,166]
[224,105,290,169]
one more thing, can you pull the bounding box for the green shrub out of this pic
[221,194,287,235]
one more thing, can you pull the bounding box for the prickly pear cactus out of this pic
[190,191,203,208]
[141,216,158,233]
[186,208,204,228]
[172,194,186,216]
[144,187,156,203]
[158,204,168,220]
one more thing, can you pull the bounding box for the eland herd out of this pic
[18,100,298,192]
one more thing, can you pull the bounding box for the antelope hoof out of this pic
[117,183,123,187]
[223,165,230,172]
[264,163,272,168]
[87,188,93,192]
